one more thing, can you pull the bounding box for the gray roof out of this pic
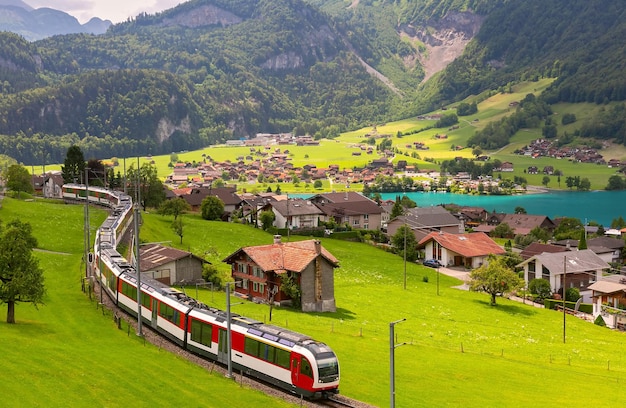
[517,249,610,274]
[394,206,461,229]
[271,199,324,217]
[588,236,625,250]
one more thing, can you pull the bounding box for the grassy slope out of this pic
[141,210,626,407]
[0,198,294,408]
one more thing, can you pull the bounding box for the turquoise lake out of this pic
[378,190,626,227]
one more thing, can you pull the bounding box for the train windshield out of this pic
[316,352,339,383]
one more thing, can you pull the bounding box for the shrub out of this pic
[201,264,222,289]
[565,287,580,302]
[528,278,551,301]
[594,314,607,327]
[422,276,429,283]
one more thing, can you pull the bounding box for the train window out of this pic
[264,344,275,362]
[191,319,212,347]
[142,294,151,309]
[122,282,137,300]
[160,303,179,325]
[245,338,260,357]
[275,348,290,369]
[300,358,313,378]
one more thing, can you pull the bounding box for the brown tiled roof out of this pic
[223,239,338,273]
[139,244,207,271]
[418,232,505,257]
[519,242,567,260]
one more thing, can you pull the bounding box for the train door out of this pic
[217,328,229,364]
[151,299,158,329]
[291,354,314,391]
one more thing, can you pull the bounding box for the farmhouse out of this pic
[223,236,339,312]
[418,232,505,269]
[517,249,609,303]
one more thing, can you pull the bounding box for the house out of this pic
[223,236,339,312]
[309,192,383,230]
[554,236,624,264]
[517,249,609,303]
[417,232,505,269]
[43,172,64,198]
[270,198,324,229]
[498,162,514,172]
[139,244,207,285]
[519,242,567,260]
[487,213,556,235]
[588,274,626,328]
[386,206,463,242]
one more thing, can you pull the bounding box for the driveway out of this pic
[437,266,470,290]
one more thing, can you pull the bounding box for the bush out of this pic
[422,276,429,283]
[528,278,551,301]
[201,264,222,289]
[594,314,607,327]
[565,287,580,302]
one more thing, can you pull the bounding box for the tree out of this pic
[259,210,276,231]
[542,175,550,187]
[578,177,591,191]
[158,197,191,220]
[201,196,224,221]
[514,206,527,214]
[606,175,626,190]
[391,195,404,218]
[62,145,86,184]
[171,218,184,244]
[492,222,514,238]
[578,229,587,250]
[528,278,551,301]
[313,179,323,189]
[469,256,523,306]
[0,220,45,323]
[5,164,33,198]
[391,225,417,262]
[126,163,166,210]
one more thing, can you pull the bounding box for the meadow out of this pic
[4,196,613,407]
[0,198,295,408]
[140,210,626,407]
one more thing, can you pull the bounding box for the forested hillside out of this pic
[0,0,625,164]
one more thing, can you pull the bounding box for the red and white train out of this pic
[62,184,340,399]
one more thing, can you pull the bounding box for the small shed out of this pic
[139,244,207,285]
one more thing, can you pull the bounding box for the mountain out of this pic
[0,1,111,41]
[0,0,625,165]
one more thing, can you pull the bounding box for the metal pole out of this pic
[390,318,406,408]
[437,265,440,296]
[563,255,566,344]
[99,230,102,304]
[226,282,233,378]
[403,225,407,290]
[135,156,142,337]
[85,168,90,278]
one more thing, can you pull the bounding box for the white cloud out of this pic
[26,0,183,24]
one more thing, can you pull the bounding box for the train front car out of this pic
[293,340,340,399]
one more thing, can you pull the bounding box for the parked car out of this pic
[422,259,442,268]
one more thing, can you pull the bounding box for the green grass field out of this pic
[0,198,295,408]
[4,197,626,406]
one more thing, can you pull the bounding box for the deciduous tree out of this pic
[158,197,191,220]
[0,220,45,323]
[391,225,417,262]
[469,255,523,306]
[5,164,33,198]
[201,196,224,221]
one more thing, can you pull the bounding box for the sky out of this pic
[26,0,184,24]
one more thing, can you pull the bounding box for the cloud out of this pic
[25,0,183,24]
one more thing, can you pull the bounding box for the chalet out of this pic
[223,236,339,312]
[309,192,383,230]
[487,213,556,236]
[519,242,567,260]
[386,206,463,242]
[418,232,505,269]
[270,199,324,229]
[43,173,64,198]
[588,274,626,328]
[543,166,554,175]
[517,249,609,303]
[369,158,391,169]
[139,244,207,285]
[527,166,539,174]
[498,162,514,172]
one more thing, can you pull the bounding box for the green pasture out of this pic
[140,210,626,407]
[0,198,294,408]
